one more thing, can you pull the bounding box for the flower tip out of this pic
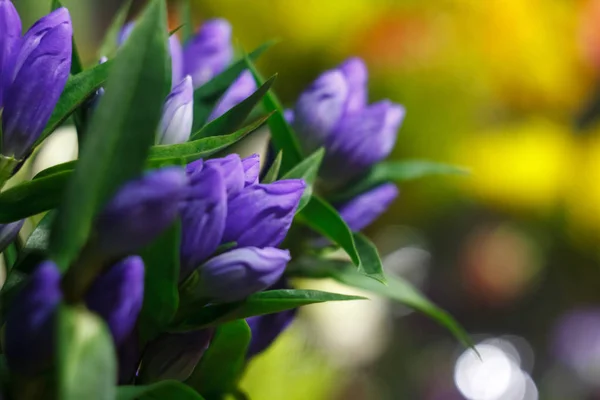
[200,18,232,40]
[339,57,368,84]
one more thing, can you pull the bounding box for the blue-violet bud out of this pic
[242,153,260,186]
[337,183,399,232]
[223,180,305,248]
[207,70,256,122]
[2,7,72,159]
[0,0,22,108]
[198,247,290,303]
[169,35,183,87]
[0,219,23,253]
[205,154,246,196]
[157,76,194,145]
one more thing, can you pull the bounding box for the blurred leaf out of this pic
[281,148,324,213]
[177,0,193,44]
[244,55,303,174]
[173,289,364,331]
[35,61,111,147]
[98,0,133,59]
[186,320,250,399]
[333,160,470,201]
[296,196,360,266]
[3,244,17,271]
[118,380,204,400]
[190,75,276,140]
[192,41,275,131]
[353,232,386,284]
[261,151,282,184]
[11,211,55,274]
[48,0,170,270]
[139,221,181,345]
[290,259,474,349]
[57,305,116,400]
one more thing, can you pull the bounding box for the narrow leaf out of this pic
[11,212,55,274]
[282,147,324,212]
[354,232,386,284]
[117,381,204,400]
[98,0,134,59]
[261,150,282,184]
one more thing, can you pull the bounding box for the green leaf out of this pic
[353,232,386,284]
[333,160,470,201]
[281,147,324,213]
[192,41,275,131]
[57,305,117,400]
[244,55,303,174]
[261,150,282,184]
[178,0,193,44]
[11,211,55,274]
[117,380,204,400]
[173,289,364,331]
[98,0,133,59]
[296,196,360,266]
[35,60,112,147]
[190,75,276,140]
[48,0,170,270]
[139,221,181,345]
[186,320,250,398]
[291,260,474,349]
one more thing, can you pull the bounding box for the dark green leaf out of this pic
[353,232,386,284]
[290,260,474,349]
[139,221,181,345]
[57,305,117,400]
[282,147,324,212]
[261,150,282,184]
[192,41,275,131]
[244,55,303,174]
[35,61,112,147]
[117,380,204,400]
[296,196,360,266]
[3,243,17,271]
[186,320,250,398]
[333,160,470,201]
[190,75,276,140]
[98,0,133,59]
[48,0,170,270]
[11,212,55,274]
[178,0,193,44]
[173,289,364,331]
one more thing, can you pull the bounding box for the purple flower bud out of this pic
[2,7,72,159]
[247,308,296,358]
[0,219,23,252]
[0,0,22,108]
[284,109,294,125]
[183,19,233,89]
[336,183,399,232]
[339,57,368,113]
[138,330,213,383]
[207,70,256,122]
[157,76,194,145]
[242,153,260,186]
[95,168,188,257]
[117,22,134,46]
[85,256,145,346]
[205,154,246,196]
[223,180,305,248]
[198,247,289,302]
[180,163,227,280]
[169,35,183,88]
[5,261,62,375]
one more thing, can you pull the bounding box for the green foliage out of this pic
[262,151,283,183]
[98,0,134,59]
[281,147,324,213]
[117,381,205,400]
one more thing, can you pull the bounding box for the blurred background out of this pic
[13,0,600,398]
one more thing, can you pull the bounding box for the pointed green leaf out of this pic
[282,147,324,212]
[57,305,117,400]
[11,211,55,275]
[353,232,386,284]
[117,381,204,400]
[173,289,364,331]
[186,320,250,398]
[262,150,282,184]
[48,0,170,270]
[98,0,134,59]
[190,75,276,140]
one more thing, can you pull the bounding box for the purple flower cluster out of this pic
[0,1,72,160]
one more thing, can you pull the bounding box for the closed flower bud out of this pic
[183,19,233,89]
[95,168,188,257]
[5,261,62,375]
[157,76,194,145]
[198,247,290,302]
[247,308,296,358]
[291,58,405,184]
[223,180,305,248]
[180,163,227,280]
[85,256,145,346]
[207,70,256,122]
[138,330,213,383]
[336,183,399,232]
[205,154,246,196]
[169,35,183,87]
[2,7,72,159]
[242,153,260,186]
[0,219,23,252]
[0,0,22,108]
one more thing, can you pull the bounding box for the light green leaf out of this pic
[261,150,282,184]
[353,232,386,284]
[11,211,54,274]
[57,305,117,400]
[186,320,250,398]
[282,147,324,213]
[98,0,133,59]
[117,380,204,400]
[48,0,170,270]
